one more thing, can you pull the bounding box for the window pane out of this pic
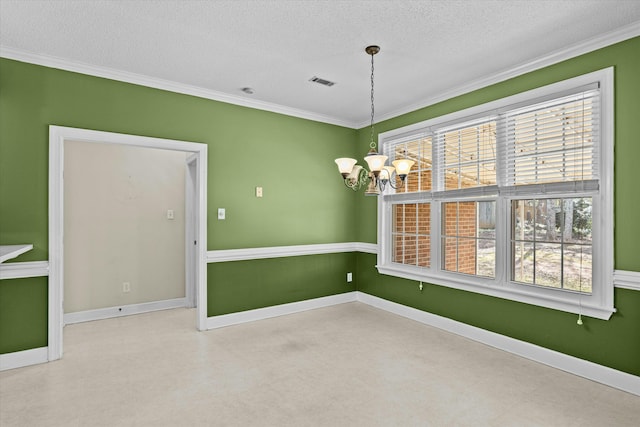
[443,202,457,236]
[513,200,534,241]
[479,162,496,186]
[478,123,496,161]
[393,234,404,263]
[390,137,432,194]
[404,169,420,192]
[563,245,592,293]
[393,204,404,233]
[513,241,534,284]
[392,202,430,267]
[478,201,495,239]
[441,121,496,190]
[458,202,476,237]
[441,201,495,277]
[458,238,476,275]
[477,239,495,278]
[445,168,460,190]
[460,163,478,188]
[419,168,432,191]
[404,235,417,265]
[405,204,417,233]
[534,243,562,288]
[417,203,430,234]
[443,237,457,272]
[567,197,592,244]
[418,235,431,267]
[534,199,562,243]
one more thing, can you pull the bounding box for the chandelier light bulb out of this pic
[335,158,357,177]
[392,159,415,178]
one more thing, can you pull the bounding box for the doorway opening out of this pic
[48,126,208,361]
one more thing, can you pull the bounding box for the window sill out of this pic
[376,263,615,320]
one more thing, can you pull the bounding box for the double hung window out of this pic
[377,69,614,319]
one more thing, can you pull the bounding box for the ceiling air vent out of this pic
[309,76,335,87]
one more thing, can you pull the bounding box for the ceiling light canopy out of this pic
[334,45,414,195]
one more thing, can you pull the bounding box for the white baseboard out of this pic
[0,347,48,371]
[206,291,358,329]
[64,297,186,325]
[355,292,640,396]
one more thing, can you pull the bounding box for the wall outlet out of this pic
[122,282,131,293]
[256,186,263,198]
[347,272,353,282]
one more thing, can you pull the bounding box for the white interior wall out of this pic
[64,141,187,313]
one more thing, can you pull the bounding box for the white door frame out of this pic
[48,125,208,361]
[185,153,199,308]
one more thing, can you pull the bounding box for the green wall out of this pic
[355,37,640,376]
[0,58,358,353]
[1,37,639,376]
[0,58,359,255]
[0,277,48,354]
[208,253,356,316]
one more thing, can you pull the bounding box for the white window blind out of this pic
[503,89,599,187]
[387,135,433,193]
[436,120,497,192]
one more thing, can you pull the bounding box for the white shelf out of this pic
[0,245,34,263]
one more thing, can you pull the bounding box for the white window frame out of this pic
[376,68,614,320]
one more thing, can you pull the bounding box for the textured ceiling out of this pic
[1,0,640,128]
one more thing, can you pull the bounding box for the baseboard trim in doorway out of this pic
[0,347,48,371]
[356,292,640,396]
[64,297,187,325]
[206,291,358,329]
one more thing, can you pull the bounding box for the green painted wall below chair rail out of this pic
[0,277,47,354]
[208,253,356,316]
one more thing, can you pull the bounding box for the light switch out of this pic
[167,209,175,220]
[256,187,263,198]
[218,208,226,220]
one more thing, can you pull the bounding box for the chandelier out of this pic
[335,45,414,195]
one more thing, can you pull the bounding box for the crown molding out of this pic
[0,46,354,129]
[356,21,640,129]
[2,22,638,131]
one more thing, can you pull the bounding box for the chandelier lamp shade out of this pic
[334,45,415,195]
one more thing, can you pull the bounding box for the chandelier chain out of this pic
[370,51,376,150]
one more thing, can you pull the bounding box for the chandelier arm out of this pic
[387,177,398,190]
[384,173,408,190]
[359,168,371,188]
[342,167,370,191]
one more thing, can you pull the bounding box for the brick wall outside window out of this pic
[393,203,430,267]
[443,202,478,274]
